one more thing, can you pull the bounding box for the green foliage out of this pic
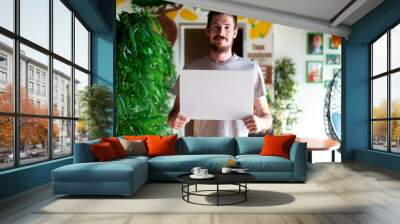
[79,84,113,140]
[273,57,301,135]
[116,10,175,136]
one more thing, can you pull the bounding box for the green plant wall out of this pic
[116,9,175,136]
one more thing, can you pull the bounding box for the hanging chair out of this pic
[324,69,341,144]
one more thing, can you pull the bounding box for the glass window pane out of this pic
[53,119,72,158]
[391,120,400,153]
[391,72,400,118]
[372,77,387,119]
[372,121,388,151]
[20,0,49,49]
[0,0,14,31]
[53,59,72,117]
[74,18,89,70]
[391,24,400,70]
[75,120,88,143]
[372,33,387,76]
[53,0,72,60]
[74,69,89,118]
[0,34,14,112]
[0,116,14,170]
[20,117,49,165]
[20,44,49,115]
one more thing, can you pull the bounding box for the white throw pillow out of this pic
[118,137,147,156]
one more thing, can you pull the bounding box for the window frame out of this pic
[0,0,92,171]
[370,20,400,154]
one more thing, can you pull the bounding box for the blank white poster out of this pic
[180,70,254,120]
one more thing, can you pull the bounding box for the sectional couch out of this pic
[52,137,307,196]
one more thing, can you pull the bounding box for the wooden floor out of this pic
[1,162,400,224]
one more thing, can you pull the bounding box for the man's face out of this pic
[206,14,238,53]
[311,35,322,49]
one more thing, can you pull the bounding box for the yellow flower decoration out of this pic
[247,18,256,25]
[166,10,178,20]
[250,21,272,39]
[237,16,245,21]
[180,8,198,21]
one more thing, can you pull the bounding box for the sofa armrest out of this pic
[289,142,307,181]
[73,140,100,163]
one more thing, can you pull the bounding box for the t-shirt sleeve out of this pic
[254,63,266,98]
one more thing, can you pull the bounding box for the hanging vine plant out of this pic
[116,9,176,135]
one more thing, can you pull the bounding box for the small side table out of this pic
[297,138,340,163]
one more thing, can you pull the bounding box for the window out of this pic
[35,83,40,95]
[35,70,41,81]
[28,67,34,80]
[0,54,8,87]
[28,81,34,94]
[0,0,91,170]
[0,55,7,67]
[42,85,46,97]
[370,23,400,154]
[0,71,6,85]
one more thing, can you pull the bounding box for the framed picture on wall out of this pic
[329,36,341,49]
[306,61,323,83]
[326,54,341,65]
[307,33,323,55]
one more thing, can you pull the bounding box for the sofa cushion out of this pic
[178,137,236,155]
[146,135,177,157]
[53,158,147,183]
[119,138,147,156]
[236,137,263,155]
[236,155,293,172]
[260,134,296,159]
[149,154,235,172]
[91,142,118,161]
[101,137,127,158]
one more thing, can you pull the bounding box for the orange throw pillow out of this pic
[91,142,117,161]
[146,135,177,157]
[101,137,126,158]
[259,134,296,159]
[124,135,148,141]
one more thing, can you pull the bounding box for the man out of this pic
[167,11,273,137]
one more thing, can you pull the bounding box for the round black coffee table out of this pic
[177,173,255,206]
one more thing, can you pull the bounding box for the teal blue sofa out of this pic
[52,137,307,196]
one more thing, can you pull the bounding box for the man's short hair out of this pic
[206,11,238,29]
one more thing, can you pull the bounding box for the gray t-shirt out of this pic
[171,54,266,137]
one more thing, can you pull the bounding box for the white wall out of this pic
[272,24,341,139]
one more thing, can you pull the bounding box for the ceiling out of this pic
[169,0,384,37]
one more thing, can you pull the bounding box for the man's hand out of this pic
[168,112,190,129]
[243,96,273,134]
[243,114,263,133]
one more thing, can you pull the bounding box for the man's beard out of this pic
[210,37,232,53]
[210,43,231,53]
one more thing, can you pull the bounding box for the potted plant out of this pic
[272,57,302,135]
[79,84,113,140]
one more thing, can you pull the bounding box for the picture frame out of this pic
[326,54,341,65]
[306,61,323,83]
[307,33,323,55]
[329,37,338,49]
